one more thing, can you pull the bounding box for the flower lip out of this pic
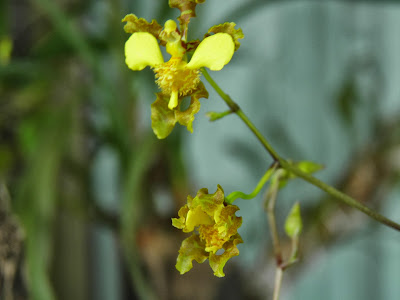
[154,58,201,104]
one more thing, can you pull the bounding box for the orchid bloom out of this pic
[124,19,235,110]
[172,185,243,277]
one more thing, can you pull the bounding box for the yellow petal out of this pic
[125,32,164,71]
[185,206,213,232]
[186,33,234,71]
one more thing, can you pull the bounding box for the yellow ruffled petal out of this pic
[186,33,234,71]
[125,32,164,71]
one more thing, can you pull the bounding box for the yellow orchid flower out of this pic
[172,185,243,277]
[124,19,235,110]
[122,10,243,139]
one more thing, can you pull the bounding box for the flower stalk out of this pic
[225,163,278,204]
[201,68,400,232]
[264,173,303,300]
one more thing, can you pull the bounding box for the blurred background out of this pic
[1,0,400,299]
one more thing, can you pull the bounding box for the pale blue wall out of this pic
[182,2,400,299]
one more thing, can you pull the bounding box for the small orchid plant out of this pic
[122,0,400,297]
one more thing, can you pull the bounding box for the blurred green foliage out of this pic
[0,1,174,299]
[2,1,400,300]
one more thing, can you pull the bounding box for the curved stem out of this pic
[201,68,400,232]
[225,163,278,204]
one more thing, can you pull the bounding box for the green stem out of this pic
[264,170,286,265]
[281,161,400,231]
[201,68,400,232]
[264,171,299,299]
[225,163,278,204]
[273,268,283,300]
[201,68,281,161]
[264,175,283,300]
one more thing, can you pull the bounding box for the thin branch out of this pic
[201,68,400,232]
[264,171,285,264]
[263,170,296,300]
[273,268,283,300]
[226,162,278,204]
[201,68,281,162]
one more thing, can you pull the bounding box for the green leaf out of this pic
[206,110,232,121]
[295,160,324,175]
[209,234,243,277]
[176,234,209,274]
[284,202,303,238]
[206,23,244,51]
[279,160,323,186]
